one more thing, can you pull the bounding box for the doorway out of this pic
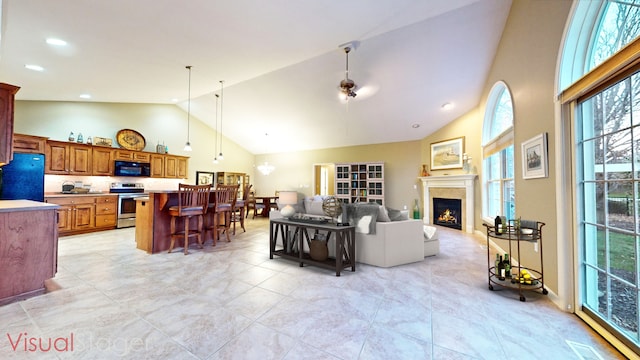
[313,163,335,196]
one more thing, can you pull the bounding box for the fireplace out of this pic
[433,198,462,230]
[419,174,477,233]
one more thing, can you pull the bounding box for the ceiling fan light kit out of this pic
[339,46,358,100]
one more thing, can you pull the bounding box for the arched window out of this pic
[482,81,514,221]
[561,0,640,355]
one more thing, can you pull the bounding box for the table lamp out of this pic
[278,191,298,218]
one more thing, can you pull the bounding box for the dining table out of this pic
[254,196,278,217]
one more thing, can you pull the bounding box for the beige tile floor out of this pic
[0,218,628,359]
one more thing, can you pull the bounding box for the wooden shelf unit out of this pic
[335,162,384,205]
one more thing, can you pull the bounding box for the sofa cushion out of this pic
[386,207,409,221]
[304,199,326,216]
[377,205,391,222]
[345,203,379,234]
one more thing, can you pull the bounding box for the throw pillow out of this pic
[387,207,409,221]
[356,215,372,234]
[377,204,390,222]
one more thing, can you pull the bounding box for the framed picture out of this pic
[521,133,548,179]
[430,137,464,170]
[196,171,214,185]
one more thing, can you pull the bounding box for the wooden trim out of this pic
[560,37,640,104]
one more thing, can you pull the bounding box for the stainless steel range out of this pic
[110,182,146,228]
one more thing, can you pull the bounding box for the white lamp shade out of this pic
[278,191,297,205]
[278,191,298,218]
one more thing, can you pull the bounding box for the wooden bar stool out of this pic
[168,184,210,255]
[213,185,238,243]
[231,184,251,234]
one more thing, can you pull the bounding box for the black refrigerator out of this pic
[0,152,45,202]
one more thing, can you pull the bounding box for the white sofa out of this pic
[270,196,439,268]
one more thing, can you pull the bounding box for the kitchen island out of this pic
[136,190,213,253]
[0,200,59,305]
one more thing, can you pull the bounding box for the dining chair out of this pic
[245,190,266,218]
[167,183,210,255]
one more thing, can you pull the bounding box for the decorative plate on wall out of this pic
[116,129,146,151]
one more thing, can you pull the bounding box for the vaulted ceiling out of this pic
[0,0,511,154]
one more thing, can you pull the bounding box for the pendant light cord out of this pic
[219,80,224,154]
[186,66,192,143]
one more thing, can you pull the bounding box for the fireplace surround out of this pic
[419,174,477,233]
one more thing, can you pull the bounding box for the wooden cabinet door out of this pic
[0,83,19,166]
[72,203,95,230]
[45,141,70,174]
[164,156,177,178]
[13,133,47,154]
[133,152,150,162]
[176,157,188,178]
[150,154,165,177]
[113,149,134,160]
[56,205,73,232]
[68,144,92,175]
[92,147,113,175]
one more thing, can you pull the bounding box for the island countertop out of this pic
[0,200,60,212]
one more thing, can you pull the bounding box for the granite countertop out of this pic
[44,192,111,198]
[0,200,60,212]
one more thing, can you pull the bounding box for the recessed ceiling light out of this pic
[411,124,420,128]
[79,94,91,99]
[25,64,44,72]
[46,38,67,46]
[441,102,453,110]
[171,98,179,102]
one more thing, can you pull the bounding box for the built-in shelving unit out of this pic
[335,162,384,205]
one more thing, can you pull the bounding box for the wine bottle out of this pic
[504,253,511,279]
[495,253,500,274]
[498,255,505,280]
[494,215,502,235]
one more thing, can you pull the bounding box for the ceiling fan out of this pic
[339,46,357,99]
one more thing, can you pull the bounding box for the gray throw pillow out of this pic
[386,207,409,221]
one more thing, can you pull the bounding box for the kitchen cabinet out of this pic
[163,155,188,178]
[45,140,92,175]
[95,195,117,228]
[42,138,188,179]
[114,149,150,162]
[13,133,47,154]
[150,154,165,177]
[92,147,114,175]
[46,196,96,235]
[0,201,58,305]
[0,83,20,166]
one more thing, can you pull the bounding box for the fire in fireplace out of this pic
[433,197,462,230]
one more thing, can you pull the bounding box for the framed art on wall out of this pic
[196,171,214,185]
[521,133,548,179]
[430,137,464,170]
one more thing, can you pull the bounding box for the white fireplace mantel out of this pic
[419,174,477,233]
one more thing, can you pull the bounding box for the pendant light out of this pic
[218,80,224,160]
[183,65,193,152]
[213,93,219,164]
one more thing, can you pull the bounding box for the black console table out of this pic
[269,218,356,276]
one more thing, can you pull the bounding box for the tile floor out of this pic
[0,218,628,359]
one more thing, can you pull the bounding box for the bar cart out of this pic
[483,221,547,301]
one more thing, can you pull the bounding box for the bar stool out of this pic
[212,185,238,243]
[231,184,251,234]
[168,184,210,255]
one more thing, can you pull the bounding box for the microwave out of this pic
[114,160,151,177]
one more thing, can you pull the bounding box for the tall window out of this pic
[483,81,515,220]
[562,0,640,354]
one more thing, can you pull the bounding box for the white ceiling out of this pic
[0,0,511,154]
